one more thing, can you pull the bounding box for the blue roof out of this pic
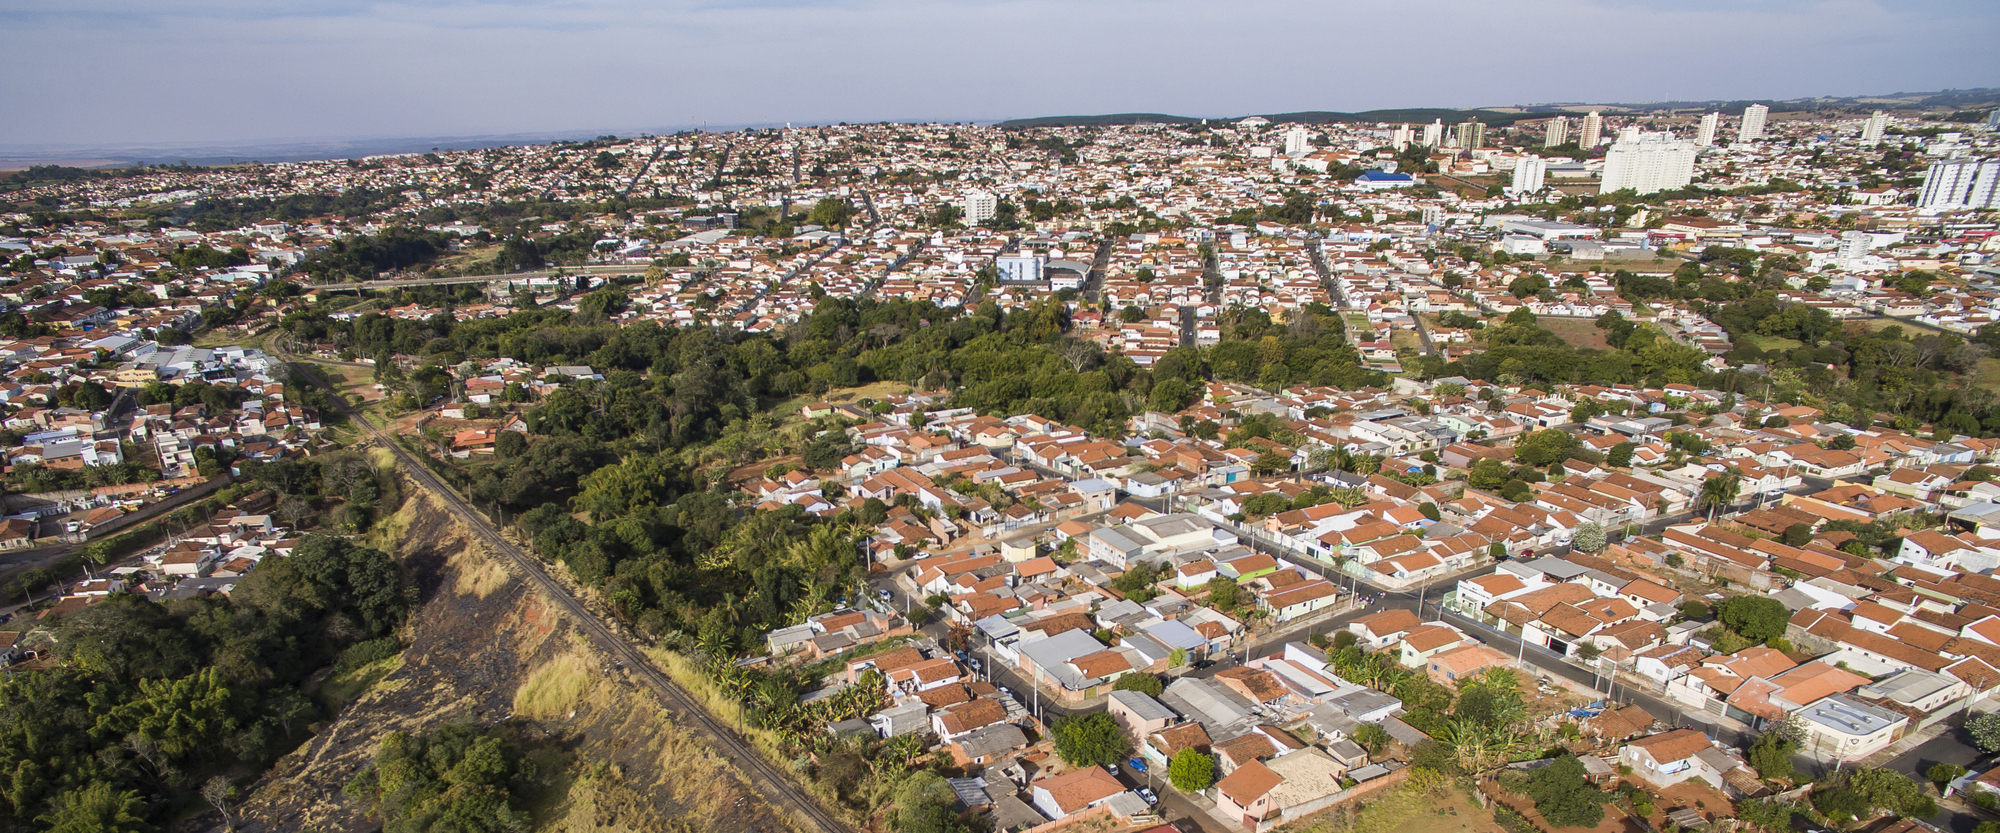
[1357,171,1413,182]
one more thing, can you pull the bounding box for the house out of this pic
[1620,729,1748,793]
[1348,608,1421,651]
[1795,693,1908,761]
[1028,766,1128,821]
[1108,689,1178,743]
[1214,759,1285,828]
[1427,644,1513,685]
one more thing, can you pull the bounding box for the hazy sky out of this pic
[2,0,1996,149]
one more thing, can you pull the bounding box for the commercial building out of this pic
[1599,132,1696,195]
[1695,113,1720,147]
[1917,157,2000,212]
[1579,111,1603,149]
[1737,104,1769,142]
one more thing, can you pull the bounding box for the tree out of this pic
[894,772,968,833]
[1050,712,1132,769]
[1746,731,1797,782]
[1607,442,1634,468]
[36,782,149,833]
[1928,762,1968,790]
[1698,472,1742,516]
[1514,429,1580,467]
[1781,523,1812,547]
[1571,522,1605,553]
[1968,712,2000,753]
[1525,754,1605,828]
[203,777,239,831]
[1718,595,1790,644]
[1113,673,1165,698]
[1169,748,1216,793]
[1352,723,1391,756]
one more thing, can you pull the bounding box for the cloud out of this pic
[0,0,1994,148]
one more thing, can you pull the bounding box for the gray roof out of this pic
[1859,669,1961,708]
[1329,689,1402,720]
[1350,763,1392,782]
[955,724,1029,760]
[1379,716,1431,746]
[1798,693,1905,735]
[948,776,993,808]
[1160,677,1256,735]
[1108,689,1177,723]
[1141,619,1208,651]
[988,795,1047,832]
[1017,629,1108,691]
[871,701,930,737]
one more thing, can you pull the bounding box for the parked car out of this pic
[1127,757,1147,772]
[1138,788,1158,806]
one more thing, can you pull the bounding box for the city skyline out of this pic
[3,0,1997,150]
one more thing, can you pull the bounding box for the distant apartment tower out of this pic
[962,191,998,225]
[1283,125,1312,156]
[1738,104,1769,142]
[1917,158,2000,211]
[1421,120,1444,147]
[1695,112,1720,147]
[1543,117,1569,148]
[1598,132,1697,195]
[1860,110,1888,144]
[1579,111,1604,148]
[1390,123,1415,151]
[1453,120,1486,150]
[1511,155,1548,196]
[1986,109,2000,132]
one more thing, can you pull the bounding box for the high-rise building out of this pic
[1579,111,1603,148]
[1917,158,2000,212]
[1598,132,1697,195]
[1696,112,1720,147]
[1390,123,1414,151]
[1986,109,2000,132]
[1543,117,1569,148]
[1510,155,1547,196]
[1421,120,1444,147]
[1282,125,1311,156]
[1738,104,1769,142]
[1860,110,1888,144]
[1617,125,1642,143]
[962,191,998,225]
[1453,120,1485,150]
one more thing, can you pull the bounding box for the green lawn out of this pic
[1744,334,1803,352]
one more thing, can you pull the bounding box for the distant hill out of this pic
[995,108,1530,129]
[1255,109,1535,128]
[995,113,1201,128]
[994,89,2000,131]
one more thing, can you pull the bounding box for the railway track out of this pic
[275,345,854,833]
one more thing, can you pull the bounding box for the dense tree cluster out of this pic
[0,537,416,829]
[345,724,540,833]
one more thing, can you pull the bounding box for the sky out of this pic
[2,0,1997,151]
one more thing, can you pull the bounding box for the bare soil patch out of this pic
[225,487,790,833]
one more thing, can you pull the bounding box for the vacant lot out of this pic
[1282,781,1502,833]
[1538,317,1612,351]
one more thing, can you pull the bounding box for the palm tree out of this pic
[1697,472,1741,520]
